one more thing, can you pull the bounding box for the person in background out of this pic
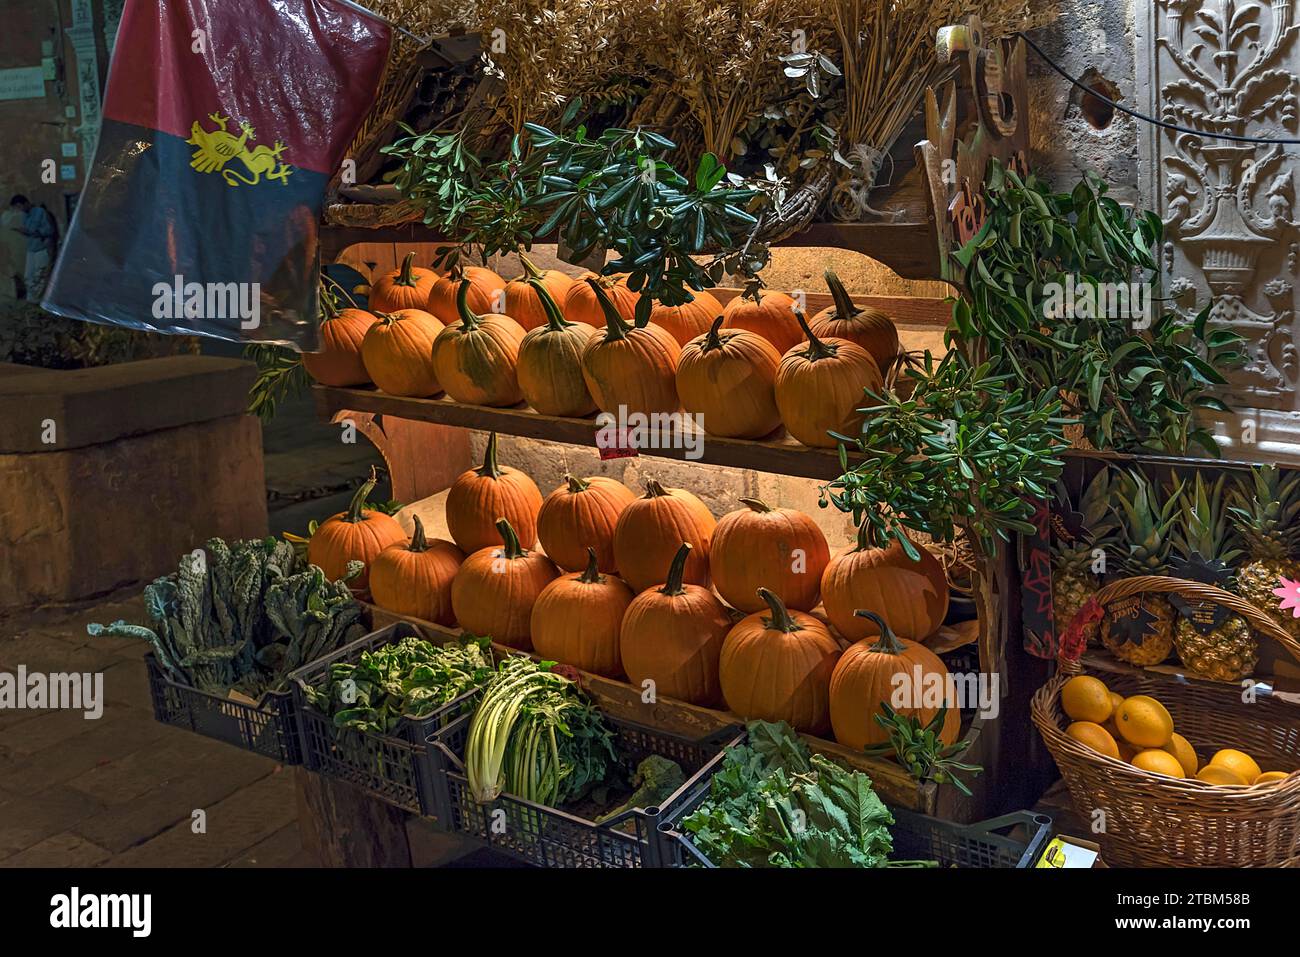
[9,195,58,300]
[0,198,25,303]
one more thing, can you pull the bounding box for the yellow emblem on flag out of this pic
[186,113,293,187]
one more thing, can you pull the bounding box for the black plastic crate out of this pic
[288,622,490,816]
[145,653,301,764]
[428,711,744,868]
[657,745,1052,868]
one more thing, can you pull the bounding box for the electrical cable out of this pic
[1016,30,1300,146]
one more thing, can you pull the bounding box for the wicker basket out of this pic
[1033,660,1300,866]
[1077,574,1300,680]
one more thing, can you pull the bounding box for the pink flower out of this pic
[1272,578,1300,618]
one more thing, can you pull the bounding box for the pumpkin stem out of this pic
[565,473,589,493]
[856,609,907,654]
[739,497,773,513]
[408,514,429,552]
[578,547,604,584]
[795,309,836,361]
[824,269,861,320]
[644,478,670,498]
[659,542,692,596]
[495,517,525,560]
[518,253,545,281]
[395,251,418,288]
[587,277,632,342]
[854,518,884,551]
[456,278,482,330]
[374,311,400,326]
[344,468,378,524]
[477,432,505,479]
[758,587,801,633]
[702,315,726,351]
[320,290,340,321]
[529,278,571,333]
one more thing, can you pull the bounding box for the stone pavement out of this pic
[0,591,313,868]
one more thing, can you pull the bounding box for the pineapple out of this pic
[1050,468,1118,632]
[1171,473,1255,682]
[1102,471,1183,666]
[1229,465,1300,644]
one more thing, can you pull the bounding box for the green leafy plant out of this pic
[383,100,766,320]
[304,635,493,733]
[820,350,1067,560]
[680,720,933,868]
[863,703,983,797]
[951,162,1244,456]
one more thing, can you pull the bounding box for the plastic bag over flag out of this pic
[43,0,392,349]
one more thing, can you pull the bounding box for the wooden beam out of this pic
[316,386,854,481]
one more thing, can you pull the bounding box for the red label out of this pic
[596,427,639,461]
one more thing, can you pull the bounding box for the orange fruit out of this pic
[1196,764,1247,786]
[1131,749,1185,778]
[1066,721,1120,759]
[1209,749,1262,783]
[1161,732,1198,777]
[1108,691,1124,713]
[1061,676,1114,723]
[1254,771,1290,785]
[1115,695,1174,748]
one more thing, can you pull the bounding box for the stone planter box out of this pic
[0,356,267,611]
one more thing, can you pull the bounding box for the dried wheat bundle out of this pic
[829,0,1058,191]
[641,0,834,165]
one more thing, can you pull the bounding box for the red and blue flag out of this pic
[44,0,392,348]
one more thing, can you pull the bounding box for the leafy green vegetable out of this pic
[466,657,618,806]
[681,720,929,868]
[88,538,366,699]
[594,755,685,824]
[304,635,493,734]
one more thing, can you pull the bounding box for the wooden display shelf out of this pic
[315,385,854,481]
[361,602,990,821]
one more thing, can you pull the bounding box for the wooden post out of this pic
[295,768,414,867]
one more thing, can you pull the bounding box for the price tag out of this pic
[595,426,638,461]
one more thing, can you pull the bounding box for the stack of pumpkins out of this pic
[303,252,901,450]
[307,435,959,752]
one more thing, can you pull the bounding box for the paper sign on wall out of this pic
[0,67,46,101]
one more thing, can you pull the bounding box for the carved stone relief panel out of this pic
[1137,0,1300,458]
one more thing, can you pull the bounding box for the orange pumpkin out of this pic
[451,518,559,650]
[721,287,803,355]
[530,547,635,677]
[307,470,406,594]
[427,264,506,324]
[775,311,882,448]
[368,252,438,313]
[620,543,732,706]
[368,515,464,625]
[431,279,527,406]
[580,278,680,416]
[710,498,830,613]
[613,478,716,593]
[445,431,543,553]
[536,473,636,573]
[676,316,782,438]
[360,308,445,397]
[563,272,637,327]
[503,254,575,331]
[516,278,598,416]
[649,289,725,346]
[301,297,376,386]
[820,522,949,642]
[718,588,841,734]
[829,609,960,749]
[809,270,899,372]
